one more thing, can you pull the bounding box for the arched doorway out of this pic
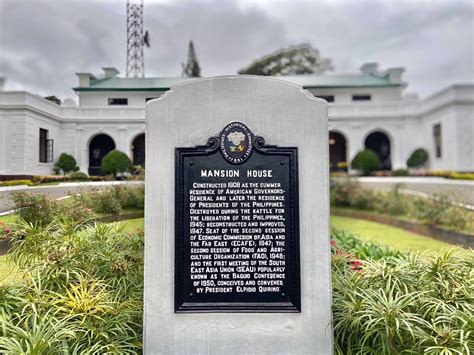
[132,133,145,167]
[329,131,347,171]
[89,134,115,175]
[364,131,391,170]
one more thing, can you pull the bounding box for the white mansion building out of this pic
[0,63,473,176]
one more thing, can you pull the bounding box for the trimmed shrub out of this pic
[70,171,89,181]
[450,172,474,180]
[351,149,380,175]
[54,153,79,175]
[101,150,132,176]
[0,179,32,187]
[393,168,409,176]
[407,148,428,168]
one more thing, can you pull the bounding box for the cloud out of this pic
[0,0,472,99]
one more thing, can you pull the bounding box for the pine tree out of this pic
[182,40,201,77]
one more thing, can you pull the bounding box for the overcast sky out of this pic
[1,0,473,100]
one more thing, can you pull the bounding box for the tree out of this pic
[44,95,61,105]
[238,44,333,76]
[407,148,429,168]
[182,40,201,77]
[351,149,380,175]
[54,153,79,175]
[101,150,132,176]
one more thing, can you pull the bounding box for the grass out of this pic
[0,214,18,224]
[120,218,144,233]
[0,255,21,285]
[119,217,457,253]
[0,216,465,287]
[331,215,456,252]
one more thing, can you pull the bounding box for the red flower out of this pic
[351,260,362,266]
[330,239,336,246]
[4,228,10,234]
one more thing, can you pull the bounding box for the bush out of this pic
[101,150,132,176]
[11,192,58,226]
[351,149,380,175]
[92,188,123,215]
[374,184,406,216]
[2,218,144,352]
[0,180,32,187]
[0,221,12,239]
[89,185,144,215]
[330,230,473,354]
[124,185,145,210]
[411,194,449,225]
[330,178,375,210]
[330,178,359,207]
[3,218,471,354]
[393,168,409,176]
[10,192,94,225]
[54,153,79,175]
[407,148,429,168]
[70,171,89,181]
[133,165,145,181]
[444,205,471,230]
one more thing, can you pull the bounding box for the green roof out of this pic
[73,73,401,92]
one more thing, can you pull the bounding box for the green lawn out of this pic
[120,218,144,232]
[0,216,464,286]
[0,255,21,285]
[0,214,18,224]
[331,215,456,252]
[119,217,457,253]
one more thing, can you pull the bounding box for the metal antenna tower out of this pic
[126,0,149,78]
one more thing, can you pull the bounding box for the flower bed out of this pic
[332,208,474,248]
[331,230,473,354]
[0,218,472,353]
[330,178,474,235]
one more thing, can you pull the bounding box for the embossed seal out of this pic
[219,122,253,164]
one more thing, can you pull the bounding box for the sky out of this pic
[0,0,473,100]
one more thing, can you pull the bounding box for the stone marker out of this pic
[145,76,332,354]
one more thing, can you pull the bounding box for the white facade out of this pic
[0,64,473,175]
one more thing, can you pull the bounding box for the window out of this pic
[316,95,334,103]
[352,94,371,101]
[145,97,158,102]
[433,123,442,158]
[39,128,53,163]
[108,98,128,105]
